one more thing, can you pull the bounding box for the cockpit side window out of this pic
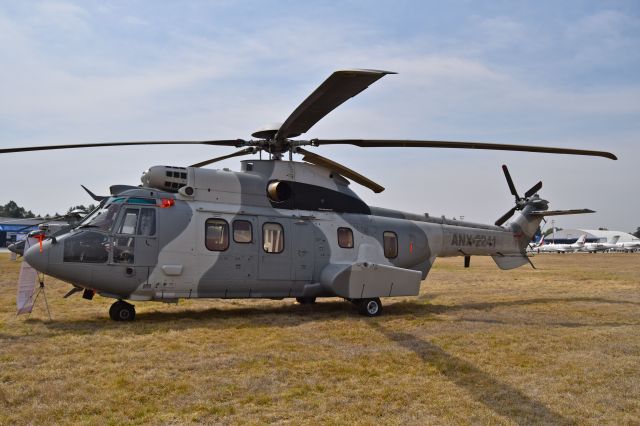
[137,208,156,236]
[63,231,109,263]
[117,209,139,235]
[84,202,122,231]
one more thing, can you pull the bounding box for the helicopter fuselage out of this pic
[24,160,542,307]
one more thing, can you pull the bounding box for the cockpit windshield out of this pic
[79,197,125,231]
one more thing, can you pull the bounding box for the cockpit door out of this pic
[112,207,159,267]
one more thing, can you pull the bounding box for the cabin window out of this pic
[337,227,354,248]
[233,220,253,243]
[263,222,284,253]
[383,231,398,259]
[117,208,139,235]
[137,208,156,236]
[205,219,229,251]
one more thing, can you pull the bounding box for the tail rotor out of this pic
[495,165,542,226]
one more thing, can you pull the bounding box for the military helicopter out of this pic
[1,69,616,321]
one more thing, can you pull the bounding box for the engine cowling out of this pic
[141,166,188,192]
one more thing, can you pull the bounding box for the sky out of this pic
[1,1,639,232]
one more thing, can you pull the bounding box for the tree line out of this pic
[0,201,95,220]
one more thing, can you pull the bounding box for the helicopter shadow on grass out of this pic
[30,297,452,336]
[35,300,363,335]
[387,296,640,328]
[370,322,575,425]
[24,294,640,336]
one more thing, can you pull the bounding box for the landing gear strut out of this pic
[109,300,136,321]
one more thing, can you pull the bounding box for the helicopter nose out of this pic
[24,241,50,274]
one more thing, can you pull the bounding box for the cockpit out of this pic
[61,196,161,264]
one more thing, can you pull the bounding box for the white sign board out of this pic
[16,238,39,315]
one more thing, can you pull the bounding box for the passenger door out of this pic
[291,219,314,281]
[258,217,292,282]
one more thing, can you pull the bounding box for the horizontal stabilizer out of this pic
[530,209,595,217]
[492,254,530,270]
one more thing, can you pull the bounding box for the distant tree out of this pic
[633,227,640,239]
[0,201,36,218]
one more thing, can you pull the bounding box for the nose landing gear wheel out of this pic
[357,298,382,317]
[109,300,136,321]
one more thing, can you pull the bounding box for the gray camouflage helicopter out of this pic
[2,69,616,320]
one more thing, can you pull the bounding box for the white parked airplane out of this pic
[614,239,640,252]
[582,235,620,253]
[536,234,586,253]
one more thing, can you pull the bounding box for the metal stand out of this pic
[28,278,52,321]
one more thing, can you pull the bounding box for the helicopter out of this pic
[1,69,616,321]
[7,209,86,257]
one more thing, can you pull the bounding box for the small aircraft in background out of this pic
[536,234,587,253]
[613,239,640,252]
[582,235,620,253]
[7,210,86,256]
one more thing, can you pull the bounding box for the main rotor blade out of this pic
[0,139,246,154]
[502,165,519,200]
[495,206,517,226]
[275,69,396,140]
[524,181,543,198]
[530,209,595,217]
[190,147,256,168]
[296,147,385,193]
[312,139,618,160]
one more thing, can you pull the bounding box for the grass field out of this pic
[1,253,639,425]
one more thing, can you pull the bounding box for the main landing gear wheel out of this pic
[296,297,316,305]
[109,300,136,321]
[357,298,382,317]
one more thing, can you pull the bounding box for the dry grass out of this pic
[1,253,639,425]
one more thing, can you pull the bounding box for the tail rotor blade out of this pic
[495,206,517,226]
[502,165,519,200]
[524,181,543,198]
